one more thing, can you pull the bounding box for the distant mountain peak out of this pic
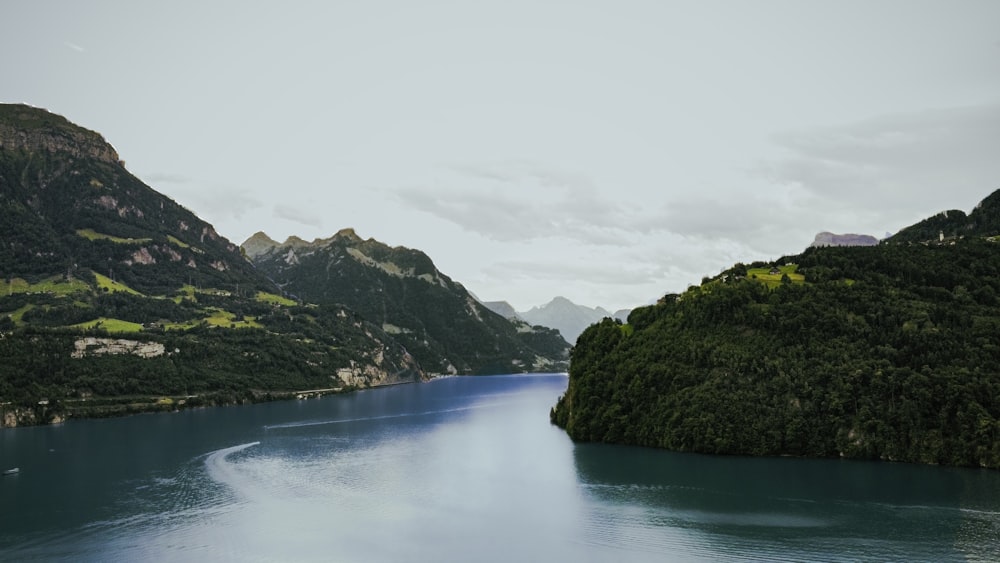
[283,235,312,247]
[247,231,276,243]
[520,296,623,344]
[809,232,879,248]
[334,227,362,242]
[241,231,279,259]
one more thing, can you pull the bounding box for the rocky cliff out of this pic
[809,232,879,247]
[0,104,120,164]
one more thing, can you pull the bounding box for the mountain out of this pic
[888,190,1000,243]
[552,190,1000,469]
[520,297,621,344]
[243,232,569,375]
[0,104,422,426]
[809,232,879,247]
[481,300,525,322]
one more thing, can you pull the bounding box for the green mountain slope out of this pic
[243,231,570,374]
[889,190,1000,243]
[0,104,422,426]
[552,191,1000,468]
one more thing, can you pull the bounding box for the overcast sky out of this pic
[3,1,998,311]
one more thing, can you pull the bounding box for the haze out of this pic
[2,0,998,311]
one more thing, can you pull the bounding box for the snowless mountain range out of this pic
[483,297,631,344]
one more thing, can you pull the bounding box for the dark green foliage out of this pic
[553,216,1000,469]
[0,302,421,412]
[890,190,1000,243]
[0,104,424,421]
[249,236,569,374]
[0,144,271,295]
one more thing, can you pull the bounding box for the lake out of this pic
[1,374,998,561]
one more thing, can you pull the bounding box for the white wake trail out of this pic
[204,441,261,500]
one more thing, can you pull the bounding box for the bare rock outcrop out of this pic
[0,104,120,164]
[809,232,879,248]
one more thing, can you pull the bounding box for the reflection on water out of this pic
[1,374,999,562]
[573,442,1000,561]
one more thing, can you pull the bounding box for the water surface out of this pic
[1,374,997,561]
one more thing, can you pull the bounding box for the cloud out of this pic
[273,203,323,228]
[158,185,263,222]
[64,42,84,53]
[759,103,1000,219]
[383,160,665,246]
[448,160,596,191]
[484,259,669,287]
[654,197,779,239]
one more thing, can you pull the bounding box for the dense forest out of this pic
[0,104,427,426]
[1,103,568,427]
[552,205,1000,468]
[246,232,569,374]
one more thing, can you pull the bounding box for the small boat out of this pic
[2,468,19,476]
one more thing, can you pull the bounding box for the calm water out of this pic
[1,374,998,561]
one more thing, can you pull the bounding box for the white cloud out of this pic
[383,160,668,247]
[273,203,323,229]
[156,184,263,223]
[759,103,1000,225]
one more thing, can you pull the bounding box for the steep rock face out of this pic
[71,337,166,359]
[0,104,120,164]
[810,232,879,247]
[244,231,569,374]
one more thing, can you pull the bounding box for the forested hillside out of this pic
[552,193,1000,468]
[244,231,569,375]
[0,104,423,426]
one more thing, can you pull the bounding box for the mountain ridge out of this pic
[243,231,569,375]
[520,296,630,344]
[552,189,1000,469]
[0,103,120,164]
[809,232,879,247]
[0,104,424,426]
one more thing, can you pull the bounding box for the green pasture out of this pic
[76,228,152,244]
[4,276,91,296]
[256,291,296,306]
[747,264,806,288]
[167,235,190,248]
[203,307,262,329]
[94,272,143,295]
[71,317,144,333]
[5,304,35,325]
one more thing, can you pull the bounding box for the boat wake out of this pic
[204,441,260,499]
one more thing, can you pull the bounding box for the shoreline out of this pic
[0,371,568,428]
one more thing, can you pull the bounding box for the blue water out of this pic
[1,374,998,561]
